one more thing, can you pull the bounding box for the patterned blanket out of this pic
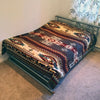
[2,20,96,88]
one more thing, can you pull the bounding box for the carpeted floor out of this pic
[0,51,100,100]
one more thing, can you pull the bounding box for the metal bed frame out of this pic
[8,16,100,93]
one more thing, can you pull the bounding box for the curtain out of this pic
[70,0,100,24]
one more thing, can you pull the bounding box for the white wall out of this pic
[0,0,41,40]
[59,0,73,17]
[0,0,62,40]
[0,0,41,54]
[40,0,61,25]
[0,0,62,54]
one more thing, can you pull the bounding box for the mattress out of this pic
[2,20,96,89]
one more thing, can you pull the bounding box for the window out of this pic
[70,0,100,24]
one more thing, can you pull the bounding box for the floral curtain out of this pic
[70,0,100,24]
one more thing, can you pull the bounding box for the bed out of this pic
[2,16,100,93]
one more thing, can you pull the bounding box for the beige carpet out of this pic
[0,51,100,100]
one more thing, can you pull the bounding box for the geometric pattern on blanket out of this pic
[2,20,96,86]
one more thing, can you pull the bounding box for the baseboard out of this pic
[95,45,100,51]
[0,53,9,63]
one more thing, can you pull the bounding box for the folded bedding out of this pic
[2,20,96,89]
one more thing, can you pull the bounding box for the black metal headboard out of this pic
[55,16,100,38]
